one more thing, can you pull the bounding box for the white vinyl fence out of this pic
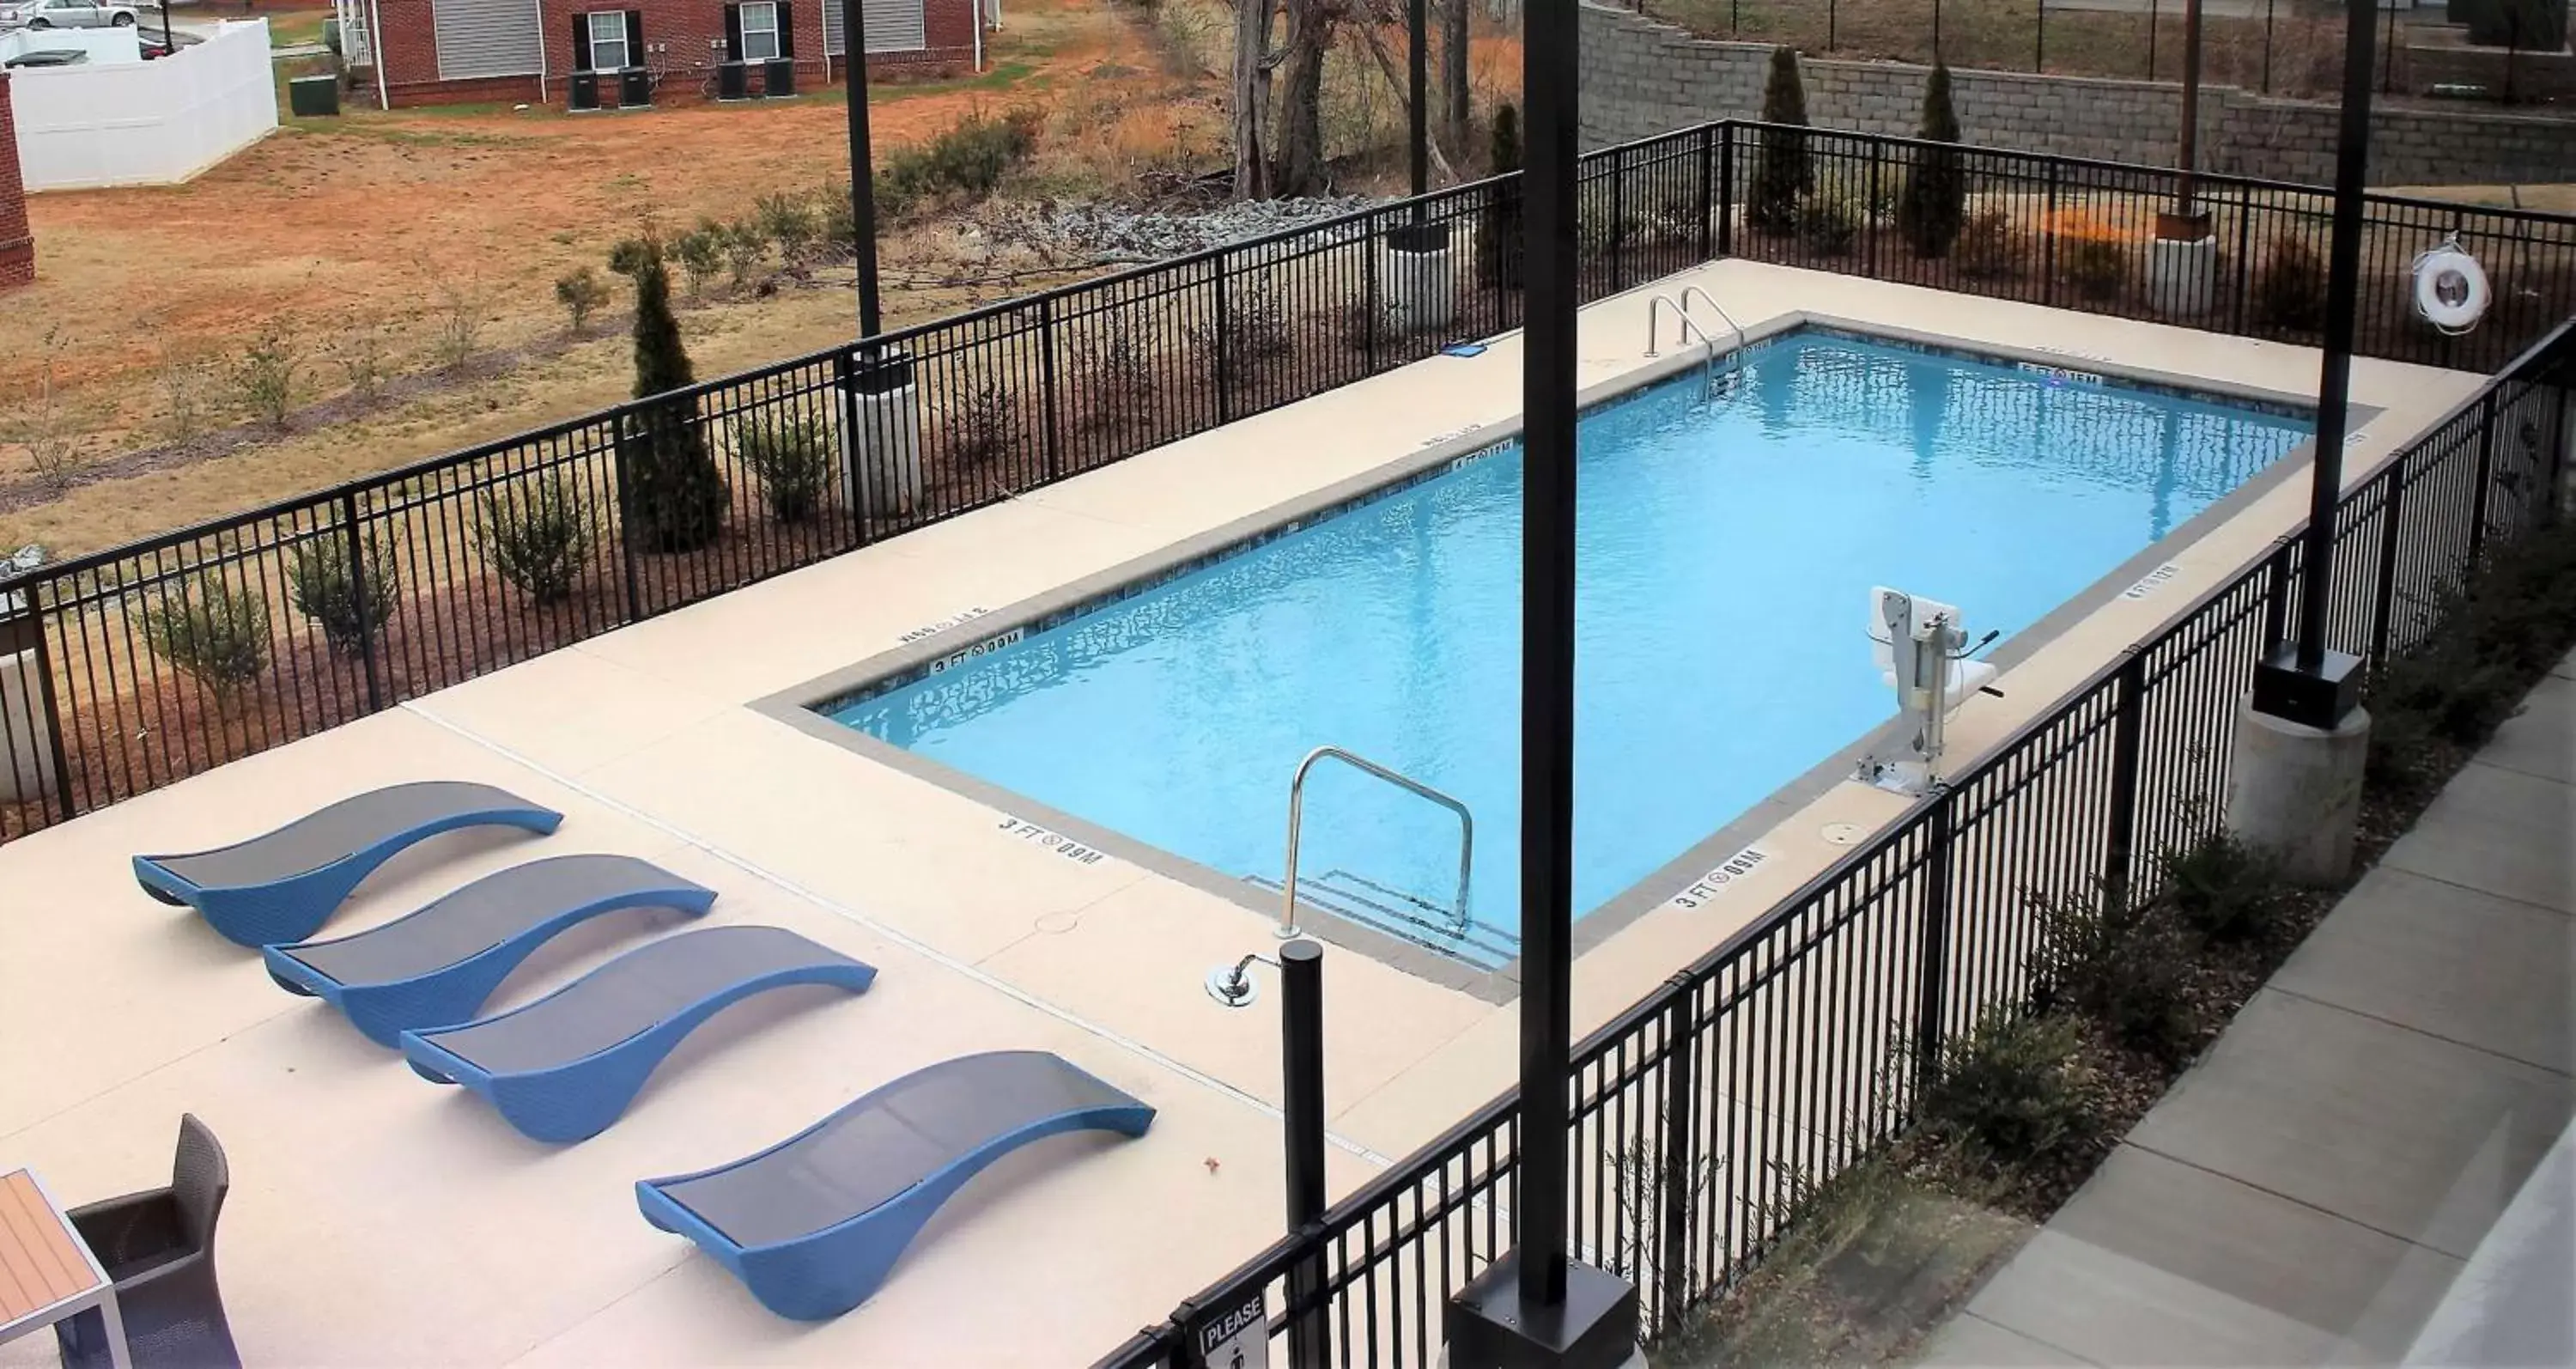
[10,19,279,191]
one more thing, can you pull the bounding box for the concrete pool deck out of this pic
[0,261,2486,1365]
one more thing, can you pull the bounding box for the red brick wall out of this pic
[370,0,975,108]
[0,73,29,291]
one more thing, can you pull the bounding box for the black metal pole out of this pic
[841,0,881,338]
[1410,0,1430,208]
[2294,0,2379,672]
[1518,0,1578,1312]
[1281,939,1327,1369]
[2177,0,2203,218]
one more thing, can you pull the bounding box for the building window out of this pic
[586,12,629,70]
[738,1,780,61]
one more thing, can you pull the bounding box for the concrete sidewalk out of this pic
[1921,652,2576,1367]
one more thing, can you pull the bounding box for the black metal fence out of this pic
[3,120,2573,846]
[1093,318,2575,1369]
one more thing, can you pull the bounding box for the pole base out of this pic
[1443,1251,1638,1369]
[2227,697,2372,886]
[2250,642,2366,731]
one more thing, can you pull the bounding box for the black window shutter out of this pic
[777,4,793,57]
[723,3,742,59]
[571,12,592,70]
[625,9,643,64]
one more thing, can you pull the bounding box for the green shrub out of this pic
[286,534,399,656]
[817,180,859,260]
[2157,830,2287,947]
[945,380,1021,467]
[720,219,769,289]
[1747,47,1813,234]
[1210,277,1293,367]
[1914,1007,2100,1171]
[621,245,729,552]
[878,107,1043,216]
[674,220,725,298]
[478,476,591,605]
[1797,193,1861,257]
[554,266,612,335]
[143,578,270,697]
[2252,234,2327,334]
[233,326,300,431]
[1896,64,1966,259]
[2031,885,2196,1062]
[735,411,835,523]
[2368,519,2576,785]
[2063,235,2129,302]
[1953,208,2019,279]
[754,191,820,270]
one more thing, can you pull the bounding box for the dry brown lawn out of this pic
[0,0,1228,559]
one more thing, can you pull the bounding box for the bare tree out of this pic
[1270,0,1338,196]
[1442,0,1468,150]
[1232,0,1281,198]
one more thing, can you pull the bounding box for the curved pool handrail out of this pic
[134,781,563,948]
[1280,745,1473,941]
[635,1050,1154,1319]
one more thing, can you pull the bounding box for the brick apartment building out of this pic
[0,73,29,290]
[340,0,986,109]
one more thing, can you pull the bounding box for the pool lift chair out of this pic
[1860,587,2002,797]
[1644,286,1750,401]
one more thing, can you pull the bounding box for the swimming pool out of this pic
[818,330,2312,970]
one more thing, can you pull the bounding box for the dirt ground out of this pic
[0,0,1226,558]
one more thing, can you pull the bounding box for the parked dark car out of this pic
[3,45,87,64]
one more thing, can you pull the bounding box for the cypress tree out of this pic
[1748,47,1812,236]
[1478,103,1524,291]
[1898,63,1967,259]
[619,243,727,553]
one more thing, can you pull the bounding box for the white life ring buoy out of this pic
[2413,242,2490,335]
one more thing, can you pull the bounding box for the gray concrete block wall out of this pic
[1578,1,2576,186]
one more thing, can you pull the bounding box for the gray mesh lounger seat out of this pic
[263,855,718,1046]
[400,925,876,1143]
[635,1050,1154,1319]
[133,782,563,947]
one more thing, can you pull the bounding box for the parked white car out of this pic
[1,0,139,27]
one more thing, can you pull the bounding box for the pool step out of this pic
[1243,870,1519,970]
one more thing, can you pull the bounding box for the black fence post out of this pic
[1655,979,1698,1332]
[1610,149,1629,295]
[2467,387,2500,565]
[2231,181,2257,336]
[1037,295,1064,483]
[339,491,383,715]
[1867,139,1885,280]
[1717,123,1735,259]
[2369,463,2409,667]
[1281,939,1328,1369]
[1911,794,1956,1103]
[2103,650,2146,897]
[611,405,647,620]
[2261,536,2295,648]
[24,587,76,821]
[1364,212,1382,374]
[1696,124,1717,264]
[2042,162,2063,308]
[1214,252,1235,427]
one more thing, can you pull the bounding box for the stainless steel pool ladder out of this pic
[1277,745,1473,943]
[1645,286,1750,397]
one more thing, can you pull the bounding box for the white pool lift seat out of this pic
[1866,586,1998,794]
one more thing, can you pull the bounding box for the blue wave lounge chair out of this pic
[635,1050,1154,1319]
[401,925,876,1143]
[134,782,563,948]
[263,855,718,1046]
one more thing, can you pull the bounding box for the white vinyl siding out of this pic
[586,10,629,69]
[739,0,779,59]
[823,0,925,56]
[431,0,542,79]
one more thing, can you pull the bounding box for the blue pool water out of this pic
[825,332,2310,958]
